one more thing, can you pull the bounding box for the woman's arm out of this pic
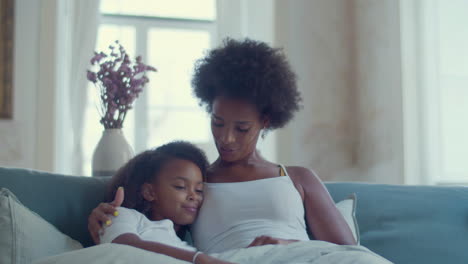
[88,187,124,244]
[112,233,234,264]
[287,166,357,245]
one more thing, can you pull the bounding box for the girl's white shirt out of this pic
[99,207,196,252]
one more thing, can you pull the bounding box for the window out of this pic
[434,0,468,184]
[82,0,217,176]
[401,0,468,185]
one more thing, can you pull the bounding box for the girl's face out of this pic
[211,96,266,162]
[143,158,204,231]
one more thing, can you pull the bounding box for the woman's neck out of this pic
[214,149,265,168]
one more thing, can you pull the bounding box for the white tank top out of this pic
[191,165,310,254]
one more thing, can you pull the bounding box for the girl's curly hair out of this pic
[192,38,302,130]
[107,141,209,218]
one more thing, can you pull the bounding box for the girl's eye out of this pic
[212,121,223,127]
[174,186,185,190]
[196,189,204,194]
[237,127,250,133]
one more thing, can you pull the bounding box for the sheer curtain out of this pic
[67,0,100,175]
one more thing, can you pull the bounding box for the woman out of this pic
[88,39,389,263]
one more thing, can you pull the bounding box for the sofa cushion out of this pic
[327,182,468,264]
[0,188,83,264]
[335,193,360,244]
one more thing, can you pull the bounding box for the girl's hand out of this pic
[247,235,298,247]
[196,253,237,264]
[87,187,124,244]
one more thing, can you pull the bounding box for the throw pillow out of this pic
[335,193,360,244]
[0,188,83,264]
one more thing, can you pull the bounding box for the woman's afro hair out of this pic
[192,38,302,130]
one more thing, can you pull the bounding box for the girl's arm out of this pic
[112,233,235,264]
[247,235,298,247]
[287,166,357,245]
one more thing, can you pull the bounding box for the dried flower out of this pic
[86,40,156,129]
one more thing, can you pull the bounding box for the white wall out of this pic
[0,0,40,169]
[1,0,406,184]
[275,0,404,184]
[275,0,359,181]
[353,0,404,184]
[0,0,61,172]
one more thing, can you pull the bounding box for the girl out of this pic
[99,141,233,264]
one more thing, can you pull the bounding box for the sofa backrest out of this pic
[327,182,468,264]
[0,167,109,247]
[1,166,467,264]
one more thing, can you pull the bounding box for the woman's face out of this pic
[211,96,266,162]
[145,158,204,230]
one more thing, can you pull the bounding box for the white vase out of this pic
[92,129,134,177]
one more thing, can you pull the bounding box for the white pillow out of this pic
[335,193,360,244]
[0,188,83,264]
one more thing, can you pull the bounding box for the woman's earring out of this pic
[261,129,267,139]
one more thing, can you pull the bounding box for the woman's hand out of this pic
[247,235,298,247]
[87,187,124,244]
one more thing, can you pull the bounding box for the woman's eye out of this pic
[237,127,250,133]
[196,189,204,194]
[174,186,185,190]
[212,122,223,127]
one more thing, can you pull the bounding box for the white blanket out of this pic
[33,244,188,264]
[34,241,392,264]
[214,241,392,264]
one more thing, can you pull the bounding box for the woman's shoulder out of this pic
[283,165,320,180]
[283,166,326,192]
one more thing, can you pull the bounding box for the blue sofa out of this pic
[0,166,467,264]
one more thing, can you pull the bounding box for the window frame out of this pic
[81,12,217,175]
[99,14,216,152]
